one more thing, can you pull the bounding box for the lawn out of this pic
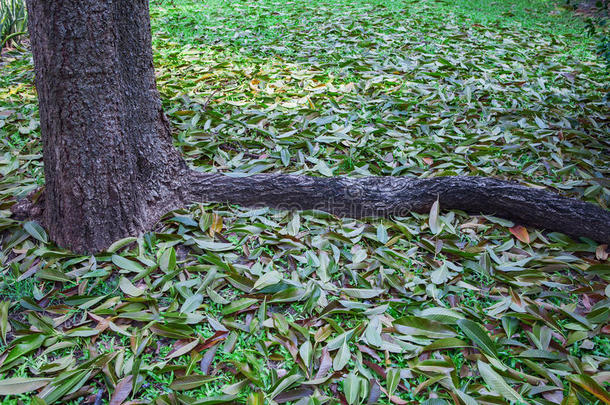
[0,0,609,404]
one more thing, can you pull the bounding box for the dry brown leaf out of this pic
[509,225,530,243]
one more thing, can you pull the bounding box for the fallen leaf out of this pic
[109,376,133,405]
[509,226,530,243]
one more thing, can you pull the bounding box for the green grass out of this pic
[434,0,596,59]
[436,0,587,33]
[0,0,609,403]
[151,0,595,61]
[0,0,27,51]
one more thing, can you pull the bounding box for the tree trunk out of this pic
[26,0,189,253]
[23,0,609,253]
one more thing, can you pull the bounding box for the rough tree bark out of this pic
[22,0,609,253]
[26,0,188,253]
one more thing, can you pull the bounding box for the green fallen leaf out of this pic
[119,276,145,297]
[169,374,219,391]
[477,360,524,403]
[0,377,51,395]
[24,221,48,244]
[457,319,498,358]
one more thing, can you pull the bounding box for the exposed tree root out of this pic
[182,172,610,243]
[9,188,44,222]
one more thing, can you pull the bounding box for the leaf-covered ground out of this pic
[0,0,609,404]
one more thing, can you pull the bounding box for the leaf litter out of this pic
[0,0,609,403]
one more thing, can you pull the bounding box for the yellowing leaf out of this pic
[567,374,610,404]
[210,213,223,236]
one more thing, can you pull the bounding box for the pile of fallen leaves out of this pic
[0,0,608,403]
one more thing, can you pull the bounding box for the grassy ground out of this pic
[0,0,609,404]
